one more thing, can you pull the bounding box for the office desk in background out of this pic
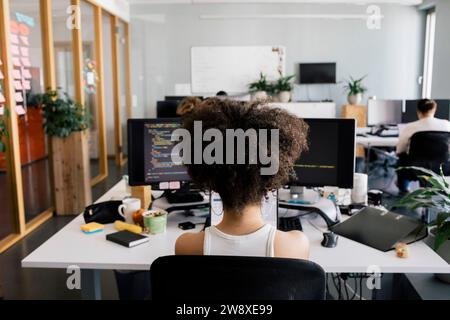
[356,127,399,148]
[22,180,449,299]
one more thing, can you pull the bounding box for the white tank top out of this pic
[203,224,277,257]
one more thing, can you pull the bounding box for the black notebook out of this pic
[330,207,427,252]
[106,230,149,248]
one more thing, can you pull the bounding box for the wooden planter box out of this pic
[51,130,92,215]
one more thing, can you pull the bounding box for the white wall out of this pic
[427,0,450,98]
[130,3,425,117]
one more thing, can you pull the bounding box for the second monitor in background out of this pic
[367,99,403,126]
[402,99,450,123]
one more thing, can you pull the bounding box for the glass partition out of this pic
[9,0,52,222]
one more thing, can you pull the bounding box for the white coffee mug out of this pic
[351,173,368,204]
[118,198,141,223]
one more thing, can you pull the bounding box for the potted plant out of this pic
[344,76,367,105]
[0,108,9,153]
[397,166,450,283]
[273,74,295,103]
[41,90,93,215]
[249,72,270,101]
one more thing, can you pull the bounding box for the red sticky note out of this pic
[14,80,23,90]
[15,92,23,103]
[21,58,31,67]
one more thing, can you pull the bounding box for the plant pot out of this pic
[278,91,291,103]
[51,130,92,215]
[347,93,362,105]
[426,228,450,284]
[252,91,267,101]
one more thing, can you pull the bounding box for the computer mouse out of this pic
[321,232,338,248]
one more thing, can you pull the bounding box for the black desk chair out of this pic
[150,255,326,300]
[399,131,450,183]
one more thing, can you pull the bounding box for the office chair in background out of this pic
[399,131,450,184]
[151,255,326,300]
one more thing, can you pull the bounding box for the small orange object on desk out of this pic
[395,242,409,258]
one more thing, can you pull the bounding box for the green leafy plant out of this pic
[0,107,9,153]
[41,90,92,138]
[343,76,367,96]
[249,72,270,93]
[273,74,295,94]
[396,166,450,251]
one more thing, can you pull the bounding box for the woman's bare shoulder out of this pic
[175,231,205,255]
[274,230,310,260]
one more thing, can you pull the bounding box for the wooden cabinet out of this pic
[0,107,47,171]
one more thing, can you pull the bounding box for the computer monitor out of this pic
[165,95,203,102]
[156,101,180,118]
[367,99,403,126]
[402,99,450,123]
[299,63,336,84]
[291,118,355,189]
[127,118,190,188]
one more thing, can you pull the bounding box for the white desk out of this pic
[356,127,399,148]
[22,180,449,299]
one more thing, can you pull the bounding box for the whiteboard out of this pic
[191,46,286,94]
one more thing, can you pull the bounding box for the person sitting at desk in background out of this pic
[396,99,450,192]
[175,98,310,259]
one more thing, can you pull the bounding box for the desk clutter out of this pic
[81,197,168,248]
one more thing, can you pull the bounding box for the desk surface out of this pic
[356,127,399,148]
[22,181,450,273]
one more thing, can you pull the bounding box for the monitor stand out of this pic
[279,186,321,204]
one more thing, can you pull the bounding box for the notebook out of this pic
[330,207,427,252]
[106,230,149,248]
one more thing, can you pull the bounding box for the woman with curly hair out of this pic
[175,98,310,259]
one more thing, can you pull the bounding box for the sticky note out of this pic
[15,92,23,103]
[20,36,29,46]
[16,105,26,115]
[11,45,19,56]
[13,69,21,79]
[20,47,29,57]
[23,80,31,90]
[22,69,31,79]
[12,57,21,67]
[14,80,23,90]
[21,58,31,67]
[10,34,19,44]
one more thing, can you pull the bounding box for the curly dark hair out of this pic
[181,98,309,214]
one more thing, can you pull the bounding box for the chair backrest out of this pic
[409,131,450,164]
[150,255,326,300]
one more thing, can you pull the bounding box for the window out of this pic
[422,8,436,99]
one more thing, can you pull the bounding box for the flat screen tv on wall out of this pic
[299,63,336,84]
